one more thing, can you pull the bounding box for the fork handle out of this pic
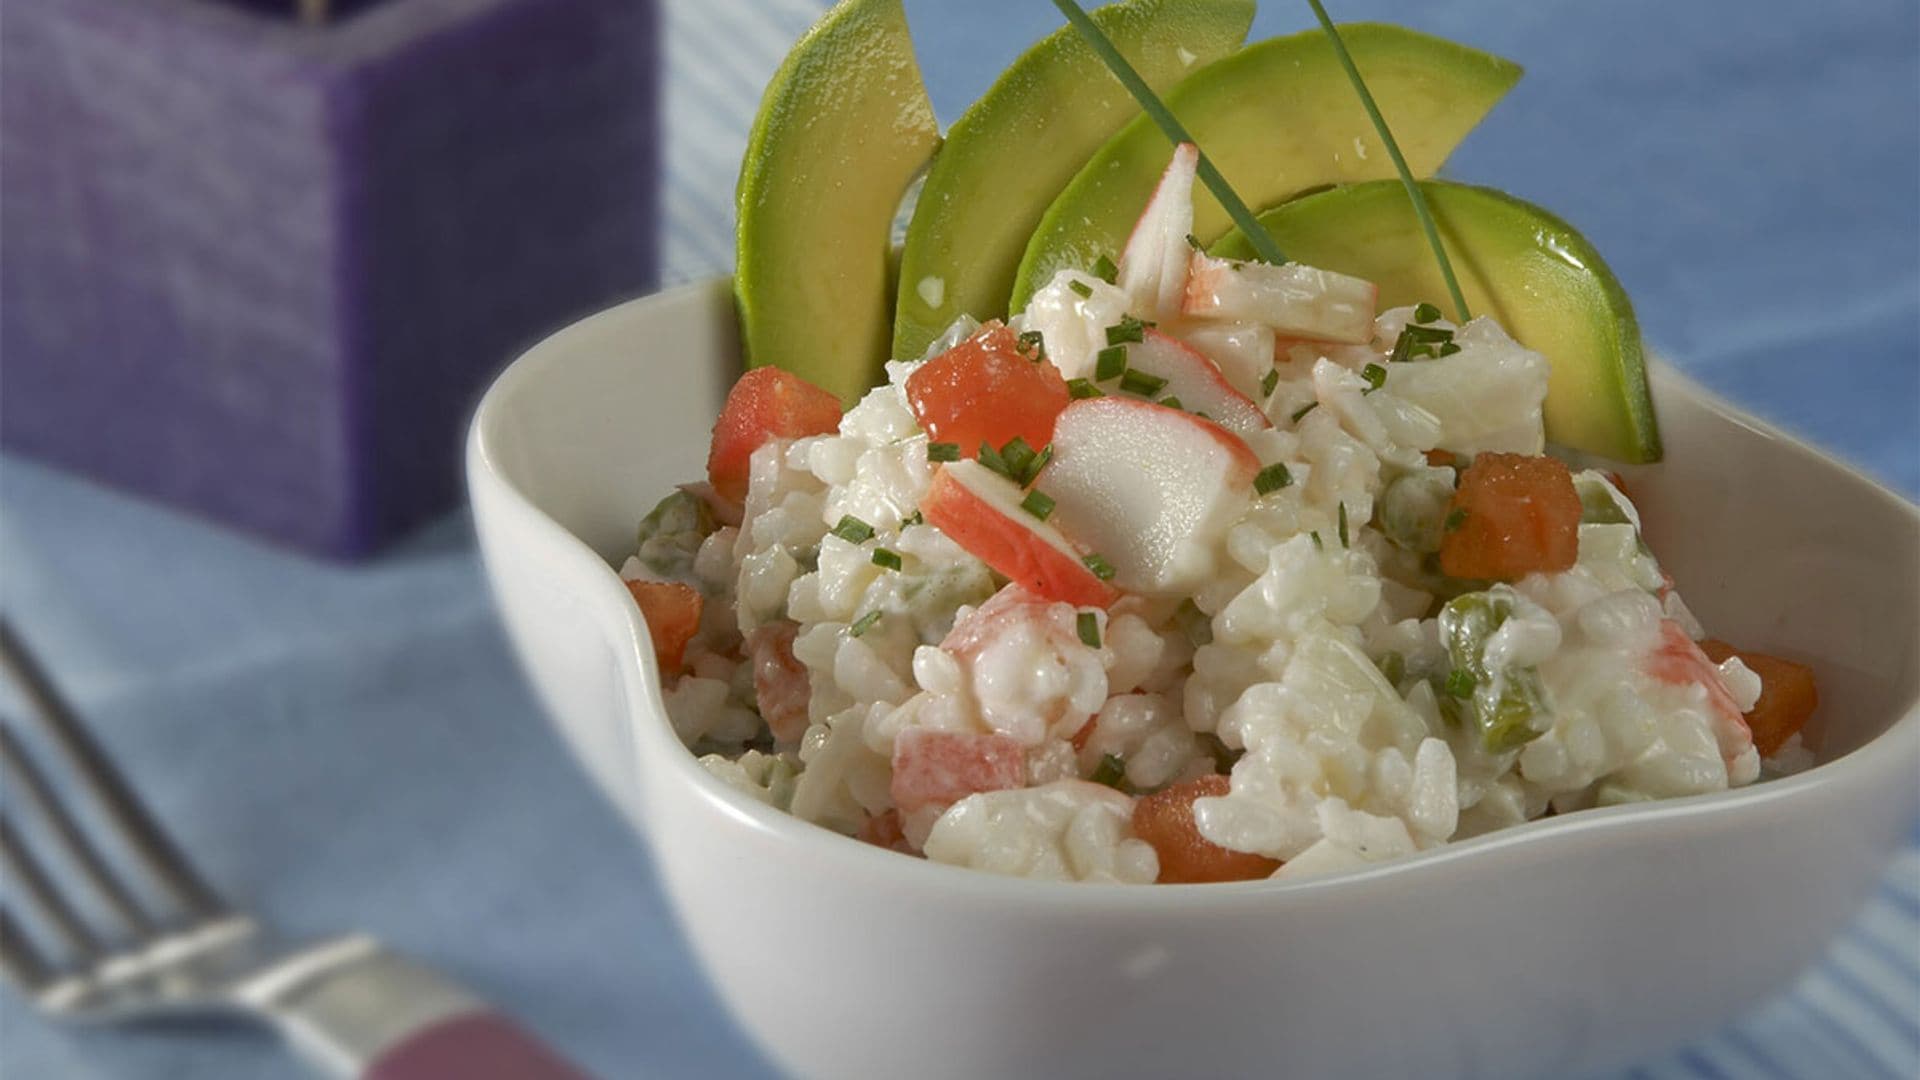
[364,1010,590,1080]
[246,937,590,1080]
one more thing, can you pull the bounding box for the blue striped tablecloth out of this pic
[1,1,1913,1077]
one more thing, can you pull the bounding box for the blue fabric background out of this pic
[1,1,1914,1077]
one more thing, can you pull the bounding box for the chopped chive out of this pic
[850,610,882,637]
[926,441,960,462]
[1290,401,1319,423]
[871,547,903,571]
[1076,610,1101,648]
[1095,345,1128,381]
[984,436,1050,488]
[1020,489,1056,521]
[1105,316,1147,346]
[1028,444,1054,483]
[832,515,874,544]
[1118,368,1168,397]
[902,510,924,526]
[1069,278,1094,299]
[1412,302,1443,325]
[1361,363,1387,393]
[1253,462,1292,495]
[1017,329,1047,361]
[1000,436,1037,481]
[1090,753,1126,789]
[1337,501,1350,547]
[1304,0,1469,321]
[1158,395,1184,410]
[1093,253,1120,284]
[1259,368,1280,398]
[1049,0,1287,265]
[1067,378,1103,400]
[1082,552,1117,580]
[978,440,1013,480]
[1310,530,1324,551]
[1194,410,1212,421]
[1388,321,1455,364]
[1185,232,1203,250]
[1444,667,1476,698]
[1444,507,1468,532]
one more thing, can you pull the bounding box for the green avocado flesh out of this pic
[1213,181,1659,463]
[735,0,940,406]
[890,0,1254,363]
[1010,23,1521,313]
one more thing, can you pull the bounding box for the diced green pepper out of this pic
[1376,650,1407,687]
[1377,467,1455,554]
[635,489,717,580]
[1573,472,1632,526]
[1573,472,1656,560]
[765,756,800,812]
[1174,598,1213,648]
[1438,590,1552,753]
[1594,781,1654,808]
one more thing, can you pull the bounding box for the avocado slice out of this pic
[735,0,940,405]
[1009,23,1521,313]
[890,0,1255,363]
[1213,180,1659,462]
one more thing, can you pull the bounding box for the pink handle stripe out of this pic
[365,1010,592,1080]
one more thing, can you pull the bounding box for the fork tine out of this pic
[0,619,225,919]
[0,818,102,961]
[0,904,54,992]
[0,722,156,936]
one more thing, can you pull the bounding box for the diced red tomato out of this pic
[889,727,1027,815]
[905,321,1070,458]
[746,621,811,743]
[625,580,703,675]
[1070,716,1097,752]
[1438,452,1582,581]
[1701,639,1818,757]
[707,367,842,505]
[857,809,915,853]
[1131,774,1280,884]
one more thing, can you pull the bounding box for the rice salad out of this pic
[619,147,1816,885]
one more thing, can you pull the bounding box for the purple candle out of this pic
[1,0,659,557]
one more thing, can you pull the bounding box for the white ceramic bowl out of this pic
[467,278,1920,1080]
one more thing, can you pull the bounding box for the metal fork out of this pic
[0,619,589,1079]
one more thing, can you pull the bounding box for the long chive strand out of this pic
[1050,0,1287,265]
[1304,0,1471,322]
